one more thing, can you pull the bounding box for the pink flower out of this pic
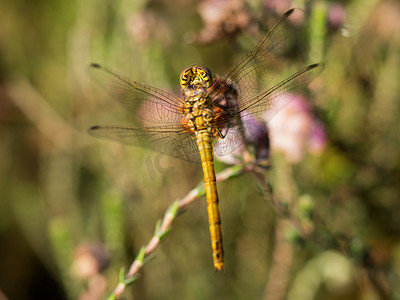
[267,94,326,163]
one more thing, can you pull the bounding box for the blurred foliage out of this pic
[0,0,400,299]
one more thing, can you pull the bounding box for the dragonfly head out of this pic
[180,65,213,89]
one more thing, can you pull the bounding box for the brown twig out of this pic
[251,167,308,239]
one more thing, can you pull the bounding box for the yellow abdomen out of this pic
[196,130,224,271]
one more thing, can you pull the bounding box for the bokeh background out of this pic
[1,0,400,299]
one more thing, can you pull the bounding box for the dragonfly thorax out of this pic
[182,86,215,134]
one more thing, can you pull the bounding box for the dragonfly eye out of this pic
[180,65,213,88]
[179,67,192,88]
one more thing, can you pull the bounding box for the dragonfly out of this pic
[88,8,324,271]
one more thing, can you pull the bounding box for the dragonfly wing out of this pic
[89,125,201,163]
[238,63,324,122]
[213,112,270,157]
[88,64,184,124]
[212,63,324,157]
[213,121,244,157]
[212,8,307,103]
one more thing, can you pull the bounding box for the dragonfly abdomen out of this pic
[196,130,224,271]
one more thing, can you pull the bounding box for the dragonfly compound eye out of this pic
[193,66,213,88]
[179,65,213,88]
[179,67,192,88]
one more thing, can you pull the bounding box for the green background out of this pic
[1,0,399,299]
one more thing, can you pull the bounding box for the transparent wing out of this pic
[88,63,184,124]
[88,124,201,163]
[209,8,324,157]
[213,63,324,156]
[238,63,324,121]
[213,124,243,157]
[211,8,307,103]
